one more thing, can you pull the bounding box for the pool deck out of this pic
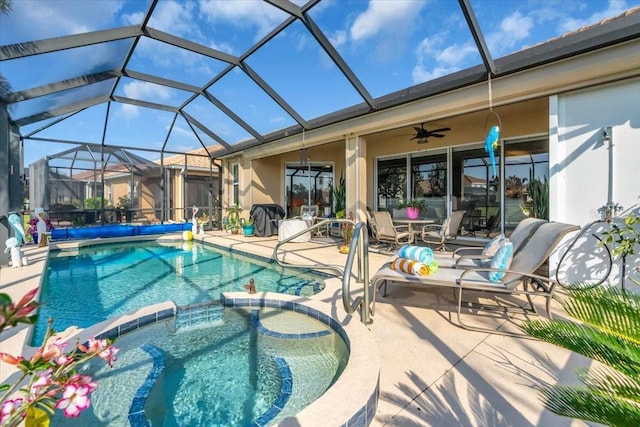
[0,232,594,426]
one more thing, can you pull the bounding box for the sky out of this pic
[1,0,638,167]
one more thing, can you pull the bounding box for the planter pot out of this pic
[406,207,420,219]
[243,225,255,236]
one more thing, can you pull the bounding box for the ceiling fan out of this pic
[410,123,451,144]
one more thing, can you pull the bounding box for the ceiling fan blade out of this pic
[429,127,451,133]
[430,134,446,138]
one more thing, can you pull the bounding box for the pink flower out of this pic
[65,374,97,393]
[0,352,25,365]
[1,398,25,424]
[78,338,108,354]
[29,368,54,399]
[43,337,69,364]
[98,346,119,368]
[55,384,92,417]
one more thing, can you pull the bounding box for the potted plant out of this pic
[241,217,255,237]
[197,211,210,234]
[224,203,242,234]
[398,199,426,219]
[338,212,355,254]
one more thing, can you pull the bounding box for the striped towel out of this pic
[391,258,428,276]
[398,245,434,264]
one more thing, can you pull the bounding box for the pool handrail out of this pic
[272,218,373,325]
[342,222,372,324]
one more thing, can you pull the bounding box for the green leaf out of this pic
[0,293,12,309]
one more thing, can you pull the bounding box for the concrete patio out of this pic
[0,231,596,426]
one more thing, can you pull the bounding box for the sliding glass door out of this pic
[285,163,333,217]
[376,138,549,238]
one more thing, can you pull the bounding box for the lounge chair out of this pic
[371,211,413,250]
[371,221,580,333]
[439,217,546,269]
[420,210,466,251]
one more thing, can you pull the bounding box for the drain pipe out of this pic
[604,126,614,207]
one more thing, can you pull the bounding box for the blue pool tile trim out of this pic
[253,356,292,427]
[128,344,165,427]
[221,295,351,350]
[250,309,331,339]
[95,307,177,342]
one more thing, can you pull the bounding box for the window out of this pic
[377,157,407,212]
[452,146,500,234]
[410,152,447,219]
[231,163,239,205]
[504,139,549,228]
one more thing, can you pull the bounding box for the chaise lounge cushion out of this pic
[488,240,513,282]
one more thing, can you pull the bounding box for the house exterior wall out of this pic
[550,77,640,288]
[552,78,640,224]
[244,140,346,211]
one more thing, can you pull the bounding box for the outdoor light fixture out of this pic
[603,126,612,142]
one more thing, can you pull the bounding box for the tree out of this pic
[521,287,640,426]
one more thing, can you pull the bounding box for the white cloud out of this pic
[146,1,198,38]
[198,0,286,41]
[122,81,172,102]
[117,81,173,118]
[8,0,125,41]
[412,35,474,84]
[329,30,347,49]
[485,11,533,56]
[350,0,425,42]
[437,43,478,66]
[558,0,629,33]
[119,103,140,118]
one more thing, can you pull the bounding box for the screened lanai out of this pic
[2,0,640,265]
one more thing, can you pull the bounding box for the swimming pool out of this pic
[49,302,349,427]
[34,240,326,345]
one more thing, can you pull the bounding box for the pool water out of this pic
[34,240,326,345]
[50,306,349,427]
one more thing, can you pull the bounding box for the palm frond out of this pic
[540,385,640,427]
[564,288,640,344]
[578,366,640,403]
[521,319,640,377]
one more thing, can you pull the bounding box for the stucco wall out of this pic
[552,78,640,225]
[551,77,640,289]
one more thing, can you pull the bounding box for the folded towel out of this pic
[391,257,439,276]
[398,245,434,264]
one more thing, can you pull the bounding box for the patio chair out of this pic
[420,210,466,251]
[365,209,380,246]
[371,221,580,333]
[371,211,413,250]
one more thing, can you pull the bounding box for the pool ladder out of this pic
[272,219,373,324]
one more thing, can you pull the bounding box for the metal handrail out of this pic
[341,222,372,324]
[271,218,373,324]
[271,218,353,276]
